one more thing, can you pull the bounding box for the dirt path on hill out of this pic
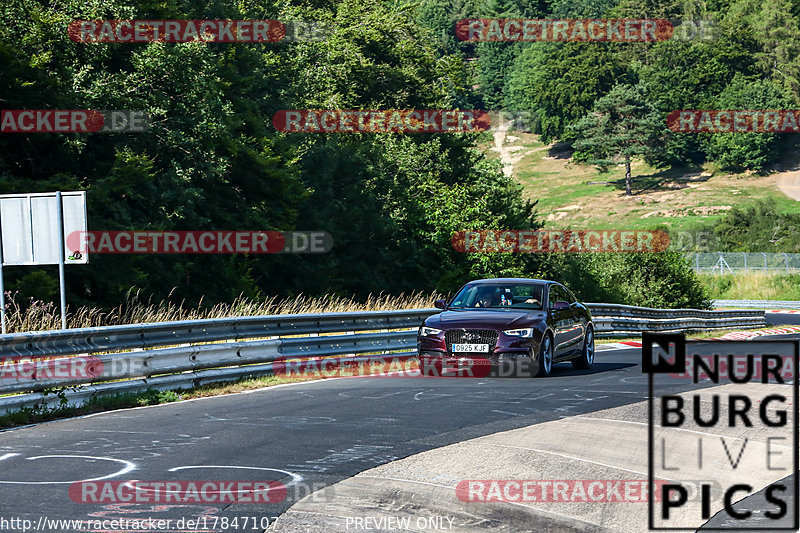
[776,168,800,200]
[491,119,526,177]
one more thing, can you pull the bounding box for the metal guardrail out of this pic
[0,304,766,412]
[713,299,800,310]
[586,303,765,337]
[0,309,434,358]
[587,303,760,319]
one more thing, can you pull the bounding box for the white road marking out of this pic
[413,390,455,401]
[0,454,136,484]
[338,390,408,400]
[168,465,303,490]
[88,429,159,434]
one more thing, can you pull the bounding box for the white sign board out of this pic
[0,191,88,265]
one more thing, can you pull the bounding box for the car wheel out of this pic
[572,327,594,370]
[533,335,553,377]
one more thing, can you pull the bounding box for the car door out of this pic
[547,284,574,359]
[563,285,586,348]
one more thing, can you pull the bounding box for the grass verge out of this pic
[700,273,800,301]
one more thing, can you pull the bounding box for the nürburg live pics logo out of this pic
[643,333,799,530]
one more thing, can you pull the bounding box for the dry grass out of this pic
[2,289,443,334]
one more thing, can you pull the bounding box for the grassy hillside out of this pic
[489,132,798,232]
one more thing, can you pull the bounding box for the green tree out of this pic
[505,43,620,143]
[726,0,800,99]
[569,83,668,195]
[0,0,538,308]
[532,251,711,309]
[704,75,794,172]
[694,201,800,252]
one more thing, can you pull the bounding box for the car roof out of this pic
[467,278,553,285]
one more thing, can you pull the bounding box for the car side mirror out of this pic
[434,299,447,310]
[551,300,569,310]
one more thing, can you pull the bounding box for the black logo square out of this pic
[643,332,686,374]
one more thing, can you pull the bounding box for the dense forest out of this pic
[5,0,793,311]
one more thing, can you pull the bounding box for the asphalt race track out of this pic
[766,312,800,326]
[0,335,797,532]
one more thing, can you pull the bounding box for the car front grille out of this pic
[445,329,499,355]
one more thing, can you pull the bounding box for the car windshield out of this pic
[449,283,545,310]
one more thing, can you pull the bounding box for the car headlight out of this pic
[420,326,443,337]
[503,328,534,338]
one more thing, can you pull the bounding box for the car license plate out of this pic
[452,343,489,353]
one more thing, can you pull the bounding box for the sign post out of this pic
[0,191,88,333]
[56,191,67,329]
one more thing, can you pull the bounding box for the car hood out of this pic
[425,308,546,331]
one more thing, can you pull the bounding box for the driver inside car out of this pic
[474,288,496,307]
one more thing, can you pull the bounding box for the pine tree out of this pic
[570,84,667,195]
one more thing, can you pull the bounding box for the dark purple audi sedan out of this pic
[417,278,594,377]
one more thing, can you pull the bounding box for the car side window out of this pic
[549,285,567,307]
[510,284,542,307]
[563,286,578,303]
